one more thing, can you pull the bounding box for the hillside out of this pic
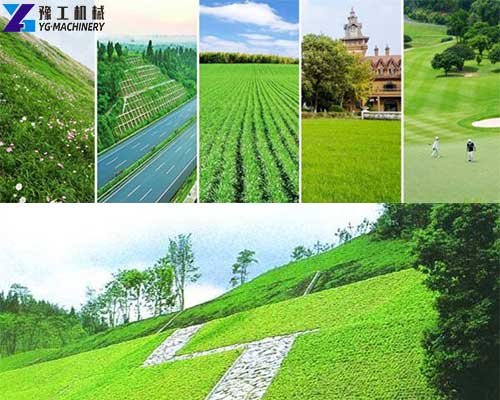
[0,17,95,203]
[0,269,437,399]
[0,235,414,372]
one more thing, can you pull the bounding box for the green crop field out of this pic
[0,269,437,399]
[302,119,401,203]
[0,18,95,203]
[0,235,413,372]
[200,64,299,203]
[404,22,500,202]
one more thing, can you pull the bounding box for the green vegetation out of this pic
[200,52,298,64]
[404,22,500,202]
[97,40,195,152]
[301,34,372,113]
[302,119,401,202]
[0,17,94,203]
[171,170,196,203]
[0,269,437,399]
[200,64,299,203]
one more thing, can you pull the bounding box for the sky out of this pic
[0,204,381,312]
[200,0,299,58]
[302,0,402,55]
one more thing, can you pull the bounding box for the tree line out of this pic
[301,34,373,113]
[199,52,298,64]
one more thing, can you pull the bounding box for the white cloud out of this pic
[200,2,298,32]
[239,33,274,41]
[201,35,299,58]
[184,283,225,309]
[201,35,251,53]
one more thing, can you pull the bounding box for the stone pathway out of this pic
[143,324,317,400]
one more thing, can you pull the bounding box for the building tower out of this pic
[341,8,369,56]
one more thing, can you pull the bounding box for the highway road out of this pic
[98,97,196,189]
[101,123,197,203]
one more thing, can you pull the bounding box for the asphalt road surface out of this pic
[98,97,196,189]
[101,123,196,203]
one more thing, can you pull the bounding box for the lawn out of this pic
[200,64,299,203]
[0,235,414,372]
[404,22,500,202]
[0,269,437,399]
[302,119,401,203]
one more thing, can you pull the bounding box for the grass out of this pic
[200,64,299,203]
[404,22,500,202]
[0,235,413,372]
[0,17,94,203]
[302,119,401,202]
[0,269,437,399]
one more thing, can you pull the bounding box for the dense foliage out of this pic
[413,204,499,399]
[200,52,298,64]
[200,64,299,202]
[0,18,94,203]
[301,34,373,113]
[0,285,86,356]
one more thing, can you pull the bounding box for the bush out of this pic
[404,35,413,43]
[441,36,454,42]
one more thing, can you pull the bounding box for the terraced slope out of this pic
[0,17,94,202]
[114,56,188,138]
[0,235,413,372]
[200,64,299,203]
[404,22,500,202]
[0,270,437,399]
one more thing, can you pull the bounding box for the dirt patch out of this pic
[472,118,500,128]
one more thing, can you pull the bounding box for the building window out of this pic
[383,82,397,91]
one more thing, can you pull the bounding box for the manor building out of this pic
[341,8,401,112]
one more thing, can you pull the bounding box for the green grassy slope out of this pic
[0,17,95,203]
[302,119,401,203]
[0,235,413,371]
[0,269,437,399]
[404,22,500,202]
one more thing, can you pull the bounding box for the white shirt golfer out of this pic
[432,137,440,158]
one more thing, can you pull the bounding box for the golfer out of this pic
[467,139,476,162]
[431,137,440,158]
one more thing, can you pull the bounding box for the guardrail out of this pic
[361,110,401,120]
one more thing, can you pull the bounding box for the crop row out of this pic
[200,64,299,203]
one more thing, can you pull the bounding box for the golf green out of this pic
[404,22,500,202]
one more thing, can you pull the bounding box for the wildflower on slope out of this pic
[19,197,26,203]
[6,146,13,153]
[15,183,22,191]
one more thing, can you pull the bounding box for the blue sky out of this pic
[0,204,381,312]
[302,0,402,55]
[200,0,299,58]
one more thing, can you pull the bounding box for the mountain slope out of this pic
[0,269,437,399]
[0,17,94,202]
[0,235,414,371]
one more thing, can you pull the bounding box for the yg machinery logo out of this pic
[3,3,35,32]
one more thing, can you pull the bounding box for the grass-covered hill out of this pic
[0,17,95,202]
[0,269,437,399]
[0,235,414,372]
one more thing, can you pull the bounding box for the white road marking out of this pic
[127,185,141,198]
[105,156,118,166]
[184,149,190,155]
[115,160,127,169]
[139,188,153,202]
[175,145,183,153]
[155,162,166,172]
[140,144,149,151]
[132,142,141,149]
[166,165,175,175]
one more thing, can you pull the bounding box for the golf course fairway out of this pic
[404,22,500,202]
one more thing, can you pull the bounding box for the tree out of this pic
[146,40,154,60]
[114,42,123,58]
[119,269,145,321]
[471,0,500,26]
[445,43,475,61]
[413,204,499,399]
[144,257,175,316]
[469,34,491,56]
[489,43,500,63]
[230,249,258,287]
[447,9,470,41]
[97,41,106,61]
[290,245,313,261]
[168,234,199,310]
[374,204,432,239]
[431,51,464,75]
[106,41,114,60]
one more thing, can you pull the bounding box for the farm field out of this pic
[404,22,500,202]
[200,64,299,203]
[0,234,413,372]
[0,269,437,399]
[302,119,401,203]
[0,17,95,203]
